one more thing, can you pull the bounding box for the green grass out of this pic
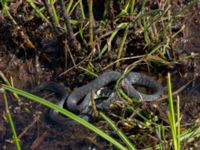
[1,0,17,24]
[2,84,128,150]
[167,73,180,150]
[3,92,21,150]
[1,71,200,149]
[100,112,136,150]
[27,0,49,23]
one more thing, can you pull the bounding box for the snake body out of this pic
[31,81,67,98]
[66,71,121,113]
[121,72,163,101]
[31,81,70,124]
[66,71,163,113]
[32,71,163,124]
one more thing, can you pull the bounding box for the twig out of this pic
[59,0,80,51]
[58,52,93,77]
[63,39,77,69]
[88,0,94,51]
[102,55,145,70]
[18,112,41,139]
[31,131,48,150]
[116,25,129,67]
[158,79,193,101]
[42,0,59,36]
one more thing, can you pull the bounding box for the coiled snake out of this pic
[32,71,163,124]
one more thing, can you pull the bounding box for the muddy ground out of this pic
[0,1,200,149]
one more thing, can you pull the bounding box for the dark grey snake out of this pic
[32,71,163,124]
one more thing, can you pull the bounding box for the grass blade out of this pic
[100,112,136,150]
[2,85,127,150]
[167,73,179,150]
[27,0,49,23]
[3,93,21,150]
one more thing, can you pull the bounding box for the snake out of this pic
[66,71,121,113]
[31,81,71,124]
[32,71,163,124]
[66,71,163,113]
[120,72,163,101]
